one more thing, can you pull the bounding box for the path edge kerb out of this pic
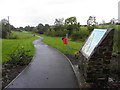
[44,43,80,88]
[4,45,36,89]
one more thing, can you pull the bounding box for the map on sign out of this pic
[81,29,107,59]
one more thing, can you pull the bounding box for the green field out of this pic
[41,35,83,55]
[42,25,120,55]
[2,31,38,63]
[2,31,83,63]
[2,25,119,63]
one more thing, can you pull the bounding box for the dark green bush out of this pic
[87,26,95,32]
[44,29,69,37]
[55,29,68,37]
[71,28,89,41]
[44,29,55,37]
[7,46,32,66]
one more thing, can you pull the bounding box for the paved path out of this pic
[6,37,78,88]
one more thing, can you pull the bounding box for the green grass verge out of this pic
[2,31,38,63]
[41,35,83,55]
[42,25,120,55]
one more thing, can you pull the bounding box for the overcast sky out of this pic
[0,0,119,27]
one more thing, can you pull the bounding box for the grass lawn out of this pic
[2,31,38,63]
[41,35,83,55]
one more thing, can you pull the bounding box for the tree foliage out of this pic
[24,26,33,31]
[44,24,50,31]
[1,19,11,38]
[87,16,98,32]
[37,23,45,34]
[65,16,80,35]
[87,16,97,26]
[54,18,64,31]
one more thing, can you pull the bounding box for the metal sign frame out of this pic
[80,28,113,60]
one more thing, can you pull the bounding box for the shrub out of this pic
[71,31,80,41]
[55,29,68,37]
[71,28,89,41]
[44,29,55,37]
[7,33,18,39]
[44,29,69,37]
[6,46,32,67]
[87,26,94,32]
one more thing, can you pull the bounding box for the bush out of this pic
[44,29,69,37]
[7,33,18,39]
[55,29,68,37]
[87,26,95,32]
[44,29,55,37]
[71,28,89,41]
[6,46,32,67]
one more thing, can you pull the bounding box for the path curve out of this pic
[5,37,79,88]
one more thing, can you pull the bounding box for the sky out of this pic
[0,0,119,27]
[118,1,120,20]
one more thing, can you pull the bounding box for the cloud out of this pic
[0,0,119,27]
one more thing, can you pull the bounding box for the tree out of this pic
[54,18,64,31]
[37,23,45,34]
[87,16,97,26]
[32,27,37,35]
[87,16,97,32]
[65,16,80,35]
[18,27,24,31]
[10,25,16,31]
[54,18,64,26]
[110,18,116,24]
[1,19,11,38]
[65,17,77,25]
[44,24,50,31]
[24,26,33,31]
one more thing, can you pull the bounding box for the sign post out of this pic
[78,29,114,83]
[62,34,68,54]
[66,34,68,54]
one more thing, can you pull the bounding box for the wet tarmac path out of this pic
[6,37,79,88]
